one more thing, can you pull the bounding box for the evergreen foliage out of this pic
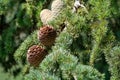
[0,0,120,80]
[104,46,120,80]
[0,0,44,78]
[14,30,39,62]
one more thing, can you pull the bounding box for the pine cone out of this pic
[40,0,64,25]
[51,0,64,11]
[27,45,48,67]
[40,9,53,24]
[38,25,57,46]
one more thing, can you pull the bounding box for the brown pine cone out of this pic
[27,45,48,67]
[38,25,57,46]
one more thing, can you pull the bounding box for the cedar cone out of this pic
[40,9,53,24]
[27,45,48,67]
[38,25,57,46]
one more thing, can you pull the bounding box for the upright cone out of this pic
[38,25,57,46]
[27,45,48,67]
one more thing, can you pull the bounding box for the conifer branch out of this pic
[90,20,108,66]
[14,30,39,62]
[104,46,120,80]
